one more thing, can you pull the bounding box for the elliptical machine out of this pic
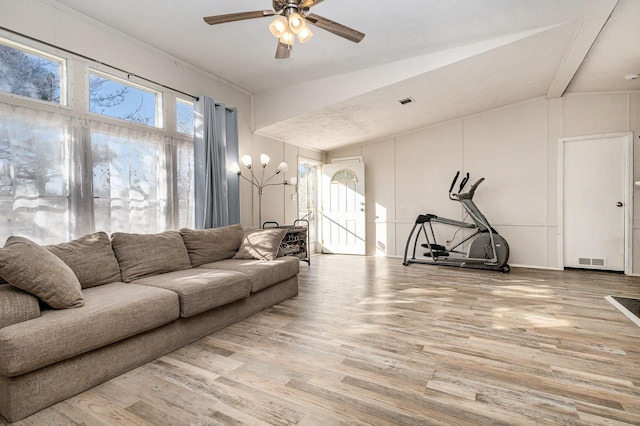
[403,171,510,272]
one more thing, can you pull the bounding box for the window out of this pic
[91,127,167,234]
[298,158,320,252]
[89,70,162,128]
[0,35,196,243]
[0,104,69,244]
[0,38,65,105]
[176,139,195,228]
[176,98,194,136]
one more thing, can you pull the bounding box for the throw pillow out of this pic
[180,224,245,266]
[46,231,122,288]
[111,231,192,282]
[0,236,85,309]
[233,228,288,261]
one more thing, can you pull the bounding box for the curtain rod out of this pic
[0,26,200,101]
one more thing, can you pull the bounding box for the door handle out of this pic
[616,202,623,207]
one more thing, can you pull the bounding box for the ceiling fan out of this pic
[203,0,365,59]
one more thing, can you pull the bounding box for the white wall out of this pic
[329,92,640,272]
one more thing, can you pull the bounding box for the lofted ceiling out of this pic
[49,0,640,152]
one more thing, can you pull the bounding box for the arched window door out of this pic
[321,162,365,255]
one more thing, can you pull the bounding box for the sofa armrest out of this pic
[0,284,40,329]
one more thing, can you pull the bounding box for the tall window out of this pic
[0,35,196,244]
[0,104,69,244]
[91,127,166,234]
[0,39,66,105]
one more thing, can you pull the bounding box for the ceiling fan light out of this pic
[288,12,305,34]
[280,29,295,46]
[297,26,313,43]
[269,16,288,38]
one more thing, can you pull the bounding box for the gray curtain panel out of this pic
[194,96,239,229]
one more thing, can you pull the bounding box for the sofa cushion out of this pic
[133,269,251,317]
[180,224,244,266]
[0,282,179,377]
[198,256,300,293]
[0,285,40,329]
[111,231,192,282]
[46,232,122,288]
[233,228,288,261]
[0,236,84,309]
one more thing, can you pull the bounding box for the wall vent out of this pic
[398,97,414,105]
[578,257,606,267]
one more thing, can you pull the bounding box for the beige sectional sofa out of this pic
[0,224,299,422]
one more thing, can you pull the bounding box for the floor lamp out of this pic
[229,154,297,227]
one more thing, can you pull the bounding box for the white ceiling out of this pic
[50,0,640,151]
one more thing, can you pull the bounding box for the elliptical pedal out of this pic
[421,243,449,257]
[421,243,447,252]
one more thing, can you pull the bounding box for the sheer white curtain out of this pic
[0,101,195,244]
[0,103,71,244]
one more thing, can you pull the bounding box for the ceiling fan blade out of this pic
[300,0,325,8]
[275,41,292,59]
[203,10,276,25]
[304,13,365,43]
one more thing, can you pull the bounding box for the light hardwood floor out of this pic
[5,255,640,425]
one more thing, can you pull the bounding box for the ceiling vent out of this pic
[398,97,415,105]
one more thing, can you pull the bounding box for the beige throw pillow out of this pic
[0,236,85,309]
[233,228,288,261]
[47,231,122,288]
[180,224,245,266]
[111,231,192,282]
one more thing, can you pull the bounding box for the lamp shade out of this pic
[241,155,252,168]
[287,176,298,186]
[260,154,270,167]
[297,26,313,43]
[229,162,241,175]
[276,162,289,173]
[288,12,305,34]
[269,16,288,38]
[279,29,295,46]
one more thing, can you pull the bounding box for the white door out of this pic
[321,162,365,254]
[562,133,631,272]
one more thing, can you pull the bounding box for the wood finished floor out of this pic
[5,255,640,425]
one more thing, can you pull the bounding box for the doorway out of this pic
[320,160,366,255]
[298,157,321,254]
[559,132,633,273]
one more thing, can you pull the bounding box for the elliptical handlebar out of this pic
[448,171,460,195]
[449,171,484,200]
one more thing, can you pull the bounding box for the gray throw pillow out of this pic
[111,231,192,282]
[0,236,85,309]
[47,231,122,288]
[233,228,288,261]
[180,224,245,266]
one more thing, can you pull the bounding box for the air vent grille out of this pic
[578,257,606,267]
[398,97,414,105]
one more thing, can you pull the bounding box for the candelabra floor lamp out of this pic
[229,154,297,228]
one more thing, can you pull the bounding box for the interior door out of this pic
[321,162,365,255]
[562,134,630,272]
